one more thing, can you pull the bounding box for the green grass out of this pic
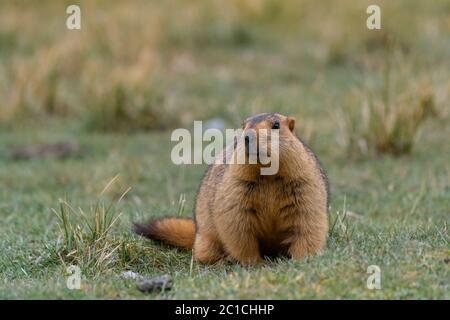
[0,0,449,299]
[0,114,448,299]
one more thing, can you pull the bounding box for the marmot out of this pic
[134,113,329,265]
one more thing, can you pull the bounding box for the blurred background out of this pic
[0,0,448,151]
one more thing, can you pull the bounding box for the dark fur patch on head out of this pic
[245,113,280,126]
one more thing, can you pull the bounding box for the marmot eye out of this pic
[272,121,280,129]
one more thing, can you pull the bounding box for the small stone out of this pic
[136,274,172,293]
[120,271,140,280]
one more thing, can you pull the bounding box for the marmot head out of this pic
[228,113,298,176]
[242,112,296,137]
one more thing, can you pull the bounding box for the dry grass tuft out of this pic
[53,177,130,275]
[336,50,444,157]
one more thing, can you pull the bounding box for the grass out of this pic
[0,0,449,299]
[0,117,448,299]
[53,176,127,276]
[337,47,444,157]
[1,1,449,132]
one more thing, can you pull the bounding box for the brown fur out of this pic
[134,113,329,266]
[133,218,195,249]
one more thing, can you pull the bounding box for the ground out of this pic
[0,112,448,299]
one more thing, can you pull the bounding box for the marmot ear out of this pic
[288,117,296,132]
